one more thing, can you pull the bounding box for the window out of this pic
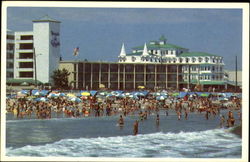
[20,35,33,40]
[19,43,33,50]
[7,35,14,40]
[132,57,136,62]
[192,57,196,63]
[205,57,209,63]
[19,53,33,59]
[185,58,189,63]
[198,57,203,62]
[173,58,177,63]
[179,58,183,63]
[19,62,33,68]
[19,71,33,78]
[7,44,14,50]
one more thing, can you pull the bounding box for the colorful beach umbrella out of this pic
[81,91,91,96]
[35,97,48,102]
[67,93,76,98]
[156,95,166,100]
[90,90,98,96]
[70,97,82,102]
[172,92,180,97]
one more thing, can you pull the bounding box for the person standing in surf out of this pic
[220,115,225,128]
[133,120,139,135]
[118,115,124,127]
[156,114,160,126]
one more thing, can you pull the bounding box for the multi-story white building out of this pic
[118,35,225,89]
[7,15,61,85]
[6,29,15,79]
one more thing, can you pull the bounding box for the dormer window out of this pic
[205,57,209,63]
[192,57,196,63]
[185,58,189,63]
[132,56,136,62]
[179,58,183,63]
[198,57,203,62]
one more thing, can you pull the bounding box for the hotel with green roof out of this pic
[60,35,226,91]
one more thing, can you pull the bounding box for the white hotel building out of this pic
[6,15,61,85]
[118,35,225,88]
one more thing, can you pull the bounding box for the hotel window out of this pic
[192,57,196,63]
[185,58,189,63]
[171,50,173,54]
[205,57,209,63]
[213,58,216,63]
[179,58,183,63]
[132,57,136,62]
[212,66,215,71]
[208,66,210,71]
[19,62,33,68]
[198,57,203,62]
[173,58,177,63]
[19,71,33,78]
[20,35,33,40]
[19,43,33,50]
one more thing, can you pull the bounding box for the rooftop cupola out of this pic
[142,43,149,56]
[119,43,126,57]
[159,35,167,45]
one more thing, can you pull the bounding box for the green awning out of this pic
[6,79,43,85]
[200,81,225,85]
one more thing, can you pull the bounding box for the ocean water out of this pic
[6,110,242,158]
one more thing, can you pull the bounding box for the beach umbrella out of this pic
[40,90,48,96]
[200,92,210,97]
[117,93,125,98]
[172,92,180,97]
[17,92,27,97]
[20,90,29,94]
[133,95,139,100]
[124,92,131,97]
[35,97,48,102]
[20,82,29,86]
[115,90,124,94]
[99,91,108,96]
[34,91,40,96]
[134,92,145,97]
[106,93,114,98]
[179,92,188,98]
[156,95,166,100]
[152,92,161,96]
[81,91,91,96]
[138,86,145,89]
[90,90,98,96]
[70,97,82,102]
[59,93,66,97]
[67,93,76,98]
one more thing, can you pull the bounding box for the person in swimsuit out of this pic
[118,115,124,126]
[133,120,139,135]
[156,114,160,126]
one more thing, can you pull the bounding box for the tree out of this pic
[51,68,71,90]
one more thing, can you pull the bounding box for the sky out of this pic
[7,6,243,70]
